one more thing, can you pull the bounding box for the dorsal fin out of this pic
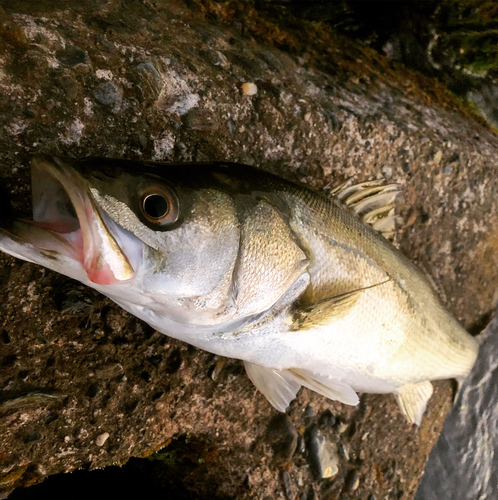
[329,179,403,242]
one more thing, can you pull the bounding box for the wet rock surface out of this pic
[1,1,498,499]
[416,312,498,500]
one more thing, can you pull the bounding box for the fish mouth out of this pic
[1,155,135,285]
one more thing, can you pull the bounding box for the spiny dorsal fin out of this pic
[330,179,403,241]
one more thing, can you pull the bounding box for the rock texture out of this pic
[1,1,498,499]
[416,312,498,500]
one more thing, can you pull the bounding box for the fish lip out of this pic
[21,155,135,285]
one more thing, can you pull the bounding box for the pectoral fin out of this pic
[395,381,434,425]
[293,281,389,329]
[244,362,359,412]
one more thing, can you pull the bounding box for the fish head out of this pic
[0,156,240,320]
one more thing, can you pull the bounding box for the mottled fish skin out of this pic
[0,156,478,424]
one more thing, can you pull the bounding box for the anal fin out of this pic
[244,362,359,412]
[396,381,433,425]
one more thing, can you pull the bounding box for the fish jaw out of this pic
[0,156,142,286]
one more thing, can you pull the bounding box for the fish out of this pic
[0,155,478,425]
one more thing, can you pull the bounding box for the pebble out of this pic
[184,108,219,131]
[241,82,257,96]
[296,434,306,455]
[318,410,335,428]
[135,61,163,102]
[303,404,315,422]
[337,441,349,461]
[86,383,100,398]
[267,414,298,465]
[56,284,94,315]
[305,424,339,480]
[338,422,349,434]
[210,357,226,381]
[93,81,123,114]
[95,363,124,380]
[344,469,360,492]
[95,432,109,447]
[203,49,230,69]
[56,46,87,67]
[281,470,293,500]
[165,348,183,374]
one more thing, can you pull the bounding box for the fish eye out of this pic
[139,184,180,226]
[143,194,168,218]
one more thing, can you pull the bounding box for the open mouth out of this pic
[2,155,135,286]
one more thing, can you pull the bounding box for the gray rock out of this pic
[56,46,87,67]
[135,62,163,102]
[93,81,123,114]
[305,424,339,480]
[267,414,298,465]
[416,313,498,500]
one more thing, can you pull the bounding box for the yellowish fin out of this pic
[396,381,434,425]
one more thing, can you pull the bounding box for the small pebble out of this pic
[95,363,124,379]
[338,422,349,434]
[303,404,315,421]
[95,432,109,447]
[280,470,293,500]
[93,81,123,114]
[305,424,339,480]
[267,414,298,465]
[296,434,306,455]
[56,46,87,67]
[318,410,335,428]
[344,469,360,492]
[210,357,226,381]
[241,82,257,96]
[337,441,349,461]
[184,108,219,131]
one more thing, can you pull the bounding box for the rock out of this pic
[416,313,498,500]
[344,469,360,492]
[305,425,339,480]
[95,432,109,447]
[134,62,163,103]
[267,414,298,466]
[92,81,123,114]
[56,46,87,67]
[183,108,218,131]
[318,410,335,428]
[240,82,257,96]
[280,470,293,500]
[95,363,124,380]
[1,2,498,499]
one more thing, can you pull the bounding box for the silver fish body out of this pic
[0,156,478,424]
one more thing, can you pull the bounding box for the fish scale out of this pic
[0,156,478,425]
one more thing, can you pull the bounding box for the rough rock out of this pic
[1,1,498,499]
[415,312,498,500]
